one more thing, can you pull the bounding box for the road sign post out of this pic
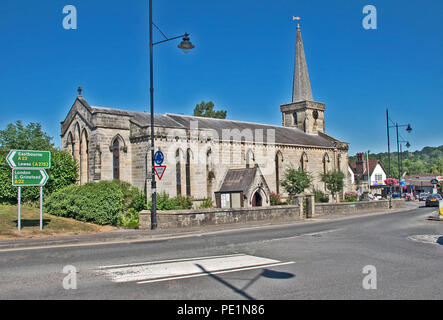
[6,150,51,232]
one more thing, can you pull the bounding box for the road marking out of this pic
[97,254,294,284]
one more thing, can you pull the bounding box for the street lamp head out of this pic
[406,124,412,133]
[178,33,195,52]
[406,142,411,148]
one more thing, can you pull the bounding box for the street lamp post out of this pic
[148,0,194,230]
[386,109,412,197]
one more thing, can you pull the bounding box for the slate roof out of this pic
[349,160,386,178]
[217,167,258,193]
[69,97,347,148]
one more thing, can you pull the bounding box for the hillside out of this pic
[349,145,443,178]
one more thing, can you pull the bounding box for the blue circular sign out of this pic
[154,151,164,165]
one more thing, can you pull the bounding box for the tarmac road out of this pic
[0,205,441,300]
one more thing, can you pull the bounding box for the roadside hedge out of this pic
[44,180,147,226]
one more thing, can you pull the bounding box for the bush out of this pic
[313,189,329,203]
[45,180,147,226]
[270,192,286,206]
[117,208,139,229]
[199,198,213,209]
[147,192,194,210]
[343,191,358,202]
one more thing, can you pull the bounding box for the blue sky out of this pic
[0,0,442,155]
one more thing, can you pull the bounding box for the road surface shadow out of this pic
[195,264,295,300]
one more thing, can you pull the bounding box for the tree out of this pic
[193,101,227,119]
[320,170,345,202]
[0,121,54,152]
[280,167,312,202]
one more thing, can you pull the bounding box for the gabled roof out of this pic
[217,167,258,193]
[349,160,386,178]
[62,96,348,149]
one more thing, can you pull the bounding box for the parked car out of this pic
[419,193,429,201]
[425,194,442,207]
[391,192,400,199]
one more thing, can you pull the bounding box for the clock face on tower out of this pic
[313,110,319,120]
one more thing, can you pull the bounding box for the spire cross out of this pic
[292,16,301,28]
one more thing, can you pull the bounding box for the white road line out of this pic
[98,253,244,269]
[97,254,294,284]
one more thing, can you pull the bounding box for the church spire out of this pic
[292,22,313,103]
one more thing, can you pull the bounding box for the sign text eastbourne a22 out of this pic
[6,150,51,169]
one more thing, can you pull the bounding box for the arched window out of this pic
[185,149,192,197]
[292,112,298,126]
[300,152,308,171]
[337,154,342,172]
[113,139,120,180]
[323,153,330,174]
[67,132,74,158]
[206,149,214,199]
[176,149,182,196]
[246,149,255,168]
[80,129,89,184]
[275,151,283,194]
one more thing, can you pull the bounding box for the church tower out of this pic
[280,22,325,134]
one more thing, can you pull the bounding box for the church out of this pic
[60,24,350,208]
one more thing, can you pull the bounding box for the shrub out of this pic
[270,192,285,206]
[148,192,194,211]
[344,191,358,202]
[45,180,147,226]
[199,198,214,209]
[174,195,193,210]
[117,208,139,229]
[313,189,329,203]
[44,181,124,225]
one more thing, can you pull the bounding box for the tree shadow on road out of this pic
[195,264,295,300]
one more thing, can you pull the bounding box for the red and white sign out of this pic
[154,166,166,180]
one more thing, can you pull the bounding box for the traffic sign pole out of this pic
[18,187,21,232]
[40,186,43,230]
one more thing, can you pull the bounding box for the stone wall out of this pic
[139,205,301,229]
[314,199,406,216]
[139,199,407,229]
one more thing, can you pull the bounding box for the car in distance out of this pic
[425,194,442,207]
[391,192,401,199]
[419,193,429,201]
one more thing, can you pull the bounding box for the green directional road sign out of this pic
[12,169,49,187]
[6,150,51,169]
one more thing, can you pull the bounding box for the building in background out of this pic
[349,153,387,194]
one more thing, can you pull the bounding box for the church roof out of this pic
[86,103,345,148]
[217,167,258,193]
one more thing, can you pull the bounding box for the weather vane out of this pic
[292,16,301,27]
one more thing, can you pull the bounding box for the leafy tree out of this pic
[320,170,345,202]
[349,145,443,176]
[193,101,227,119]
[280,167,312,202]
[0,121,54,152]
